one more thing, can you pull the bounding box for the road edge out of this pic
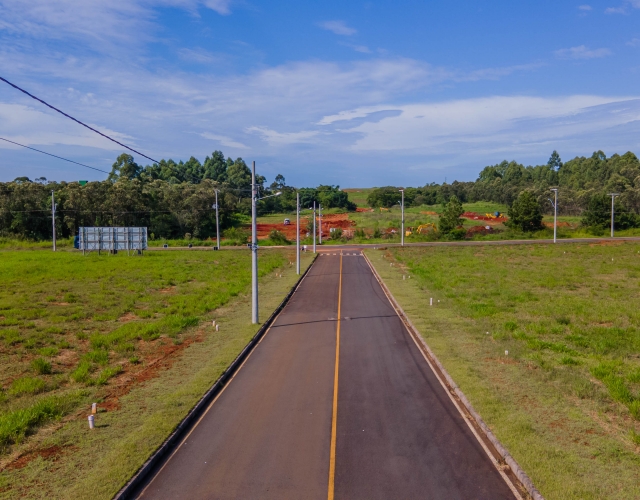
[113,254,318,500]
[362,251,544,500]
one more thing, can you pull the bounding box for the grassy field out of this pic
[0,248,313,498]
[368,242,640,499]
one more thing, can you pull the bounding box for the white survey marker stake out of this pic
[88,415,95,429]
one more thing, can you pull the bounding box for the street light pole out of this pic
[550,188,558,243]
[313,201,316,253]
[609,193,619,238]
[251,162,258,324]
[51,190,56,252]
[318,203,323,244]
[399,189,405,247]
[214,189,220,250]
[296,192,300,275]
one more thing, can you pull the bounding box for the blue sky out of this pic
[1,0,640,187]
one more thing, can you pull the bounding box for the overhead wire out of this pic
[0,75,159,164]
[0,137,110,175]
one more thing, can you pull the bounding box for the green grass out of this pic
[368,242,640,498]
[0,248,314,498]
[0,393,83,448]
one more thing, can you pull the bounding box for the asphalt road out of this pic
[138,253,517,499]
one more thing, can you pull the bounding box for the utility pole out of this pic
[552,189,558,244]
[214,189,220,250]
[313,201,316,253]
[251,162,258,324]
[399,189,405,247]
[296,192,300,275]
[318,203,323,244]
[51,190,56,252]
[609,193,619,238]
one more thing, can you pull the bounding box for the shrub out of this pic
[222,227,249,245]
[9,377,46,395]
[506,191,543,232]
[448,228,466,240]
[31,358,52,375]
[330,228,343,240]
[268,230,290,245]
[438,196,464,234]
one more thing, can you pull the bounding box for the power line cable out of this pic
[0,76,158,164]
[0,137,110,174]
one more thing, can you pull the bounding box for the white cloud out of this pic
[318,20,357,36]
[0,0,231,50]
[605,6,627,13]
[246,126,319,145]
[200,132,248,149]
[330,96,640,156]
[177,47,221,64]
[554,45,612,59]
[628,38,640,46]
[578,4,592,10]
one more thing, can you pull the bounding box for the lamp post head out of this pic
[275,192,282,196]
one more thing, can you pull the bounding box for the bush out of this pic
[222,227,249,245]
[367,187,402,208]
[581,194,639,230]
[268,230,290,245]
[507,191,543,232]
[438,196,464,234]
[448,228,466,240]
[330,228,343,240]
[31,358,52,375]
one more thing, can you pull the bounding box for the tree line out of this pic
[366,150,640,231]
[3,149,639,240]
[1,152,355,241]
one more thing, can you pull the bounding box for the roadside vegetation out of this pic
[369,242,640,499]
[0,248,309,498]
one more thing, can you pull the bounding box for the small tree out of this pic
[438,196,464,234]
[507,191,543,232]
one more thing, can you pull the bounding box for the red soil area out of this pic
[543,221,572,228]
[462,212,508,224]
[256,217,309,239]
[356,207,374,212]
[256,213,355,239]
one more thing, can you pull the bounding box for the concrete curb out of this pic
[113,255,318,499]
[362,251,544,500]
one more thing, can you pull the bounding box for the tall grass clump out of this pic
[31,357,52,375]
[0,393,82,447]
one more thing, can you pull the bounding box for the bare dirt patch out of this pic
[118,312,138,323]
[4,445,76,471]
[462,211,508,224]
[158,286,176,294]
[99,331,207,411]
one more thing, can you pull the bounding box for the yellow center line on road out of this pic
[327,252,343,500]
